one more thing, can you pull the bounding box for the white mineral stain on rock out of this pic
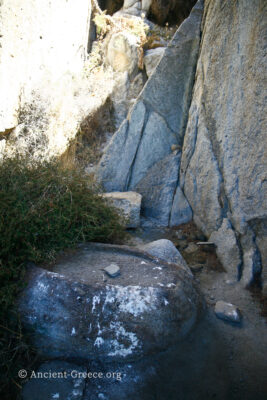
[72,389,82,396]
[71,327,76,336]
[97,322,102,335]
[74,378,84,388]
[92,295,101,312]
[108,321,140,357]
[94,337,104,347]
[103,285,158,317]
[37,282,49,293]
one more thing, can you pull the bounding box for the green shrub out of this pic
[0,156,126,399]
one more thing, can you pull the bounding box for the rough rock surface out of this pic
[22,356,156,400]
[0,0,92,159]
[144,47,165,77]
[102,191,142,228]
[116,0,152,17]
[209,219,242,281]
[77,357,157,400]
[134,153,180,226]
[170,186,193,227]
[106,31,139,76]
[96,1,204,197]
[180,0,267,286]
[110,71,146,129]
[22,361,86,400]
[18,243,203,362]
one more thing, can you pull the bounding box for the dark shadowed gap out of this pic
[98,0,124,15]
[147,0,198,26]
[98,1,198,26]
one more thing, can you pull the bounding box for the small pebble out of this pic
[184,242,199,254]
[215,301,242,323]
[174,230,186,240]
[171,144,181,152]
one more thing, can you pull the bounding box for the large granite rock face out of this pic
[0,0,92,159]
[18,243,203,362]
[180,0,267,286]
[170,186,192,227]
[96,1,204,197]
[134,153,180,226]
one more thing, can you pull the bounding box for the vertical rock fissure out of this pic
[125,107,150,190]
[168,160,181,226]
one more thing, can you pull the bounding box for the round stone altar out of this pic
[18,243,204,362]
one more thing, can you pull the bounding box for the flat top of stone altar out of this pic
[46,243,188,289]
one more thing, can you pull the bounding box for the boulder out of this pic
[180,0,267,286]
[97,1,204,196]
[106,31,139,76]
[138,239,190,273]
[124,0,138,8]
[209,219,242,281]
[240,227,262,288]
[102,191,142,228]
[141,0,152,13]
[144,47,165,77]
[18,243,203,362]
[121,0,152,17]
[134,153,180,226]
